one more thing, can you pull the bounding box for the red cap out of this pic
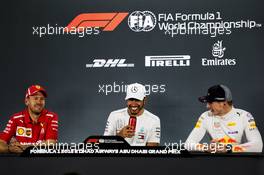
[25,85,47,98]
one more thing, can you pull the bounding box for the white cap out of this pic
[125,83,146,101]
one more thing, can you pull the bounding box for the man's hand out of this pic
[117,125,135,138]
[0,139,9,153]
[8,139,29,153]
[207,139,229,153]
[146,142,159,146]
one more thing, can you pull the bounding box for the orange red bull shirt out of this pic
[185,107,263,152]
[0,109,58,144]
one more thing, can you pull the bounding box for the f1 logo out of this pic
[65,12,128,31]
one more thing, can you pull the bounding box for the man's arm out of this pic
[44,139,57,144]
[0,117,17,153]
[7,139,25,153]
[104,112,136,139]
[45,113,59,142]
[117,125,135,138]
[104,113,117,136]
[185,116,207,151]
[233,113,263,152]
[0,139,8,153]
[36,139,57,145]
[146,142,159,146]
[8,139,58,153]
[146,118,160,146]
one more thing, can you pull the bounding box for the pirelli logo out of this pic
[145,55,190,67]
[65,12,128,31]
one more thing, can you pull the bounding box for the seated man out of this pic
[104,83,160,146]
[0,85,58,153]
[185,84,263,153]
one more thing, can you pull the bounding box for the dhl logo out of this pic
[65,12,128,31]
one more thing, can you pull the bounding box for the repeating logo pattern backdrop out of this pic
[1,0,263,144]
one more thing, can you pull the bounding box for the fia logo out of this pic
[212,41,226,58]
[128,11,156,32]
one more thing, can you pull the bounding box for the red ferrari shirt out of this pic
[0,109,58,144]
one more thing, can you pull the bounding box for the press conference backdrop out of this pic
[1,0,263,146]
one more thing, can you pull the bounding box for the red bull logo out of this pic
[217,136,237,144]
[233,146,244,152]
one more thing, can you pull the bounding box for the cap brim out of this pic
[198,96,227,103]
[39,90,47,97]
[198,96,209,103]
[125,95,144,101]
[27,90,47,98]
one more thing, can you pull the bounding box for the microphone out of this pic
[128,116,137,131]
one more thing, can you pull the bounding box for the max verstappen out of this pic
[185,84,263,153]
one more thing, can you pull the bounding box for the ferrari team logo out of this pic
[35,85,41,89]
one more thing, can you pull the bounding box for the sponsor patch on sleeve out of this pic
[195,119,202,128]
[249,121,257,130]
